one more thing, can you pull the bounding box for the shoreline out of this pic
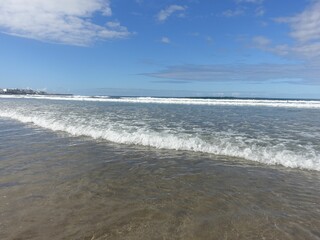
[1,118,320,239]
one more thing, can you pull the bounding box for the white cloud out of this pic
[161,37,170,44]
[276,1,320,43]
[288,43,320,59]
[246,1,320,60]
[156,5,187,22]
[0,0,130,46]
[222,8,245,17]
[270,1,320,59]
[252,37,320,60]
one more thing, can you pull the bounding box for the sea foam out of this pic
[0,110,319,171]
[1,95,320,109]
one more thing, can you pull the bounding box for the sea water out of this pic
[0,95,319,171]
[0,95,319,239]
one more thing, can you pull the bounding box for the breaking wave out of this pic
[0,110,319,171]
[1,95,320,109]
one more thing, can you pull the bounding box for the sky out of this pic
[0,0,320,98]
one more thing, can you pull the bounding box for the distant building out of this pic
[0,88,47,95]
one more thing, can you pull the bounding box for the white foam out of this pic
[0,110,319,171]
[1,95,320,109]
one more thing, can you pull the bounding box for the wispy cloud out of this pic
[145,63,320,84]
[222,8,245,17]
[236,0,264,4]
[255,6,265,16]
[275,1,320,43]
[252,36,271,47]
[156,5,187,22]
[0,0,131,46]
[233,0,264,17]
[206,36,214,44]
[270,0,320,59]
[160,37,171,44]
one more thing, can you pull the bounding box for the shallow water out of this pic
[0,119,319,239]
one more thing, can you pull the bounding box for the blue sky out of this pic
[0,0,320,98]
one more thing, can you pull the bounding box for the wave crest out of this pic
[0,110,319,171]
[1,95,320,109]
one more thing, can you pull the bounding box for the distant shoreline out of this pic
[0,93,74,96]
[0,88,72,96]
[1,88,319,101]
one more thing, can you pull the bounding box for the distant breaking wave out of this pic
[1,94,320,109]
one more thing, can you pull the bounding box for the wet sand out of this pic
[0,119,320,239]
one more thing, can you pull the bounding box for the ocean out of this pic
[0,95,320,239]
